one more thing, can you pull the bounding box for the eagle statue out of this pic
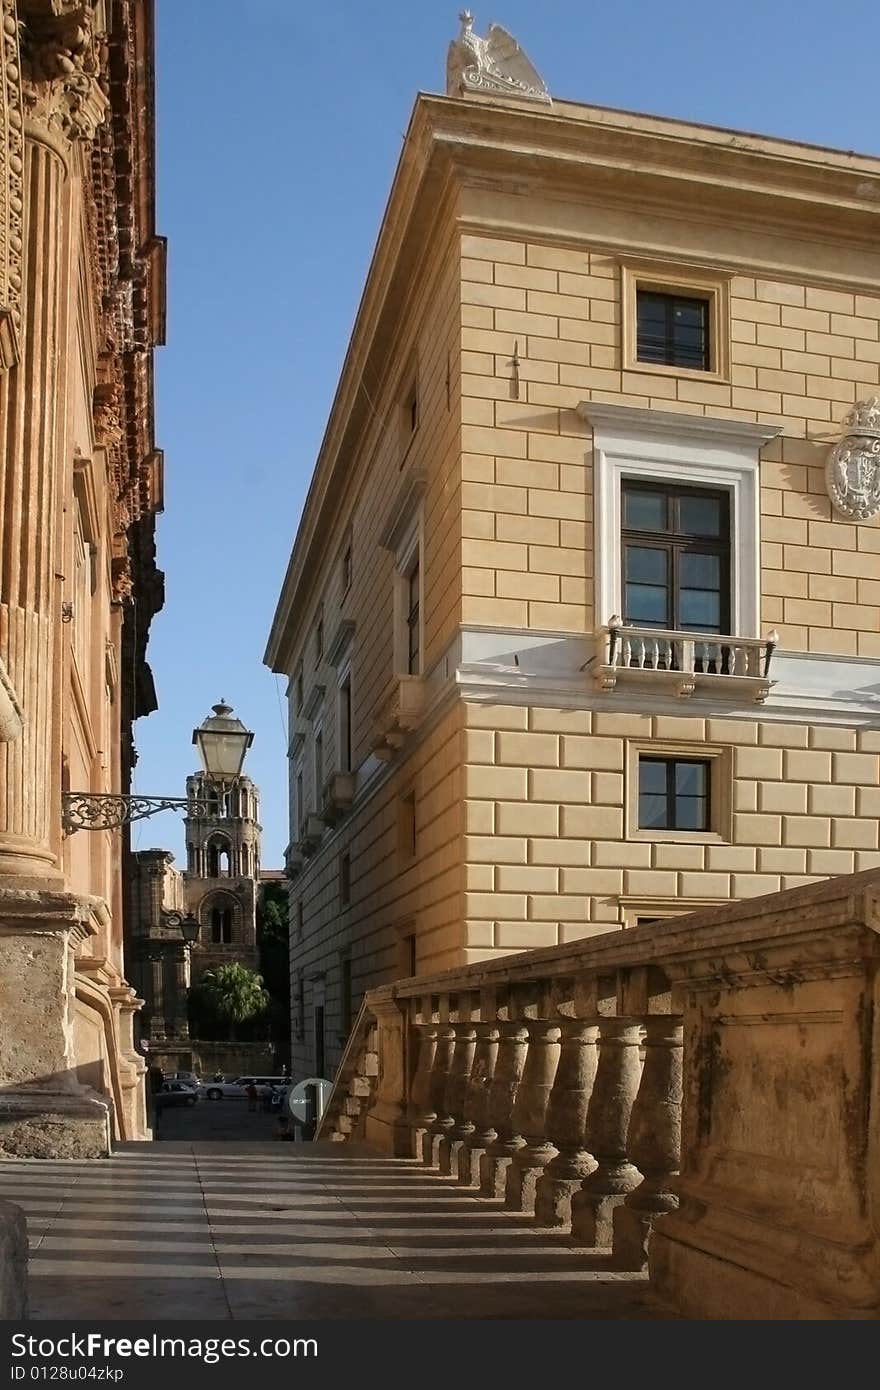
[446,11,552,104]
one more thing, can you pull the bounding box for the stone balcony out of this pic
[318,870,880,1320]
[594,619,778,703]
[371,675,425,759]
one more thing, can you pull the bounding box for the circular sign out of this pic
[286,1077,332,1125]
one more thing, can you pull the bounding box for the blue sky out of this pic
[135,0,880,867]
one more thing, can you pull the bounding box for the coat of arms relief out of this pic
[826,396,880,521]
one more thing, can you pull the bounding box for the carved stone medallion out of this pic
[826,396,880,521]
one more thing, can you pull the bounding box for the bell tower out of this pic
[183,702,261,977]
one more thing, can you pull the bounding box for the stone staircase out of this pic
[316,1001,379,1142]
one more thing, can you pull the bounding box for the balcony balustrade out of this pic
[318,870,880,1320]
[595,618,778,702]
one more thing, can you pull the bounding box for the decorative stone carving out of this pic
[826,396,880,521]
[446,10,551,105]
[0,0,24,369]
[19,0,109,146]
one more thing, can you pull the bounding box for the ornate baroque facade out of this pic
[266,25,880,1081]
[0,0,165,1156]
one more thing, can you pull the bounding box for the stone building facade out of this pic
[128,756,262,1048]
[265,37,880,1080]
[0,0,165,1155]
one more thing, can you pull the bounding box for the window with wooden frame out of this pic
[638,757,711,831]
[339,851,351,906]
[636,291,709,371]
[621,262,730,381]
[338,669,353,773]
[621,480,731,637]
[626,741,732,843]
[405,557,421,675]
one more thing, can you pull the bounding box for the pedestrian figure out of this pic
[274,1115,295,1142]
[246,1081,258,1113]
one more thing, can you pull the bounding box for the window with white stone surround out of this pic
[580,403,780,641]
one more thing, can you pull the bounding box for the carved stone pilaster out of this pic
[0,0,25,370]
[19,1,109,153]
[570,1018,644,1247]
[613,1017,683,1270]
[534,1019,599,1228]
[504,1019,560,1212]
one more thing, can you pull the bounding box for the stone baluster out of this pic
[457,1014,499,1185]
[534,1016,599,1228]
[438,1004,477,1176]
[504,1010,561,1212]
[424,1010,456,1167]
[479,994,528,1198]
[407,1011,438,1161]
[363,990,410,1156]
[612,1016,683,1269]
[570,1017,644,1247]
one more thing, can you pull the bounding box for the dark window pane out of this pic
[680,589,721,629]
[636,291,709,371]
[640,760,668,794]
[680,552,720,587]
[639,794,669,829]
[675,796,707,831]
[675,762,707,796]
[625,546,668,583]
[625,584,668,625]
[624,490,666,532]
[678,495,722,536]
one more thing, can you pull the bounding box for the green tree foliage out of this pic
[257,881,290,1043]
[189,962,269,1041]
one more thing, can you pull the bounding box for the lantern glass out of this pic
[192,701,253,782]
[180,913,200,946]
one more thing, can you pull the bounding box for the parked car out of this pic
[156,1081,198,1108]
[204,1075,287,1101]
[170,1071,200,1089]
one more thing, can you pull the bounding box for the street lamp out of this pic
[163,910,201,948]
[193,700,254,781]
[61,700,254,833]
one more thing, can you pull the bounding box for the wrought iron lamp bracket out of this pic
[62,793,211,834]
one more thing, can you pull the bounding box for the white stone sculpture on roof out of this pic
[446,10,551,105]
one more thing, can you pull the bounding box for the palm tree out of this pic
[194,963,269,1041]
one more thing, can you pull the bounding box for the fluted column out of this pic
[570,1017,644,1247]
[505,1018,560,1212]
[423,1020,456,1166]
[438,1021,477,1176]
[478,1018,528,1198]
[613,1017,683,1269]
[407,1021,438,1161]
[457,1019,498,1185]
[534,1018,599,1228]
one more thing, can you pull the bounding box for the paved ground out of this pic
[0,1100,675,1321]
